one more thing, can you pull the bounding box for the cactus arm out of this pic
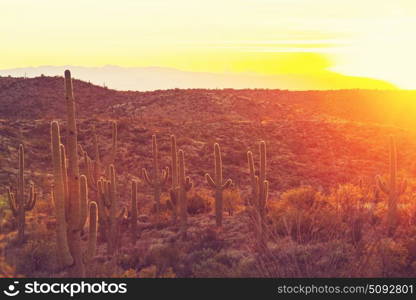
[6,187,18,216]
[162,166,169,186]
[78,175,88,230]
[205,173,216,188]
[142,168,154,187]
[262,180,269,206]
[222,179,232,190]
[214,143,222,184]
[25,183,37,211]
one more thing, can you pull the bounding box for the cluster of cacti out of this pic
[247,141,269,246]
[376,136,407,235]
[142,135,169,220]
[205,143,232,227]
[97,165,126,254]
[6,144,37,244]
[50,70,98,277]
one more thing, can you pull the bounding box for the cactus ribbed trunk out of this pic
[17,145,25,243]
[170,135,179,222]
[64,70,84,277]
[51,122,73,268]
[178,150,187,232]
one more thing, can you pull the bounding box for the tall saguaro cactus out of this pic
[376,136,407,235]
[50,70,98,277]
[247,141,269,246]
[142,135,169,220]
[205,143,232,227]
[7,144,37,244]
[178,149,193,234]
[169,135,179,222]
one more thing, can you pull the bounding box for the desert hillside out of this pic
[1,75,416,278]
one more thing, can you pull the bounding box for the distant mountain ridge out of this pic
[0,65,396,91]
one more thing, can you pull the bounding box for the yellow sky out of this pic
[2,0,416,89]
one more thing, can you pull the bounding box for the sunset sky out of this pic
[2,0,416,89]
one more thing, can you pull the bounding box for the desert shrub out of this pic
[223,187,244,216]
[143,243,182,276]
[118,252,141,270]
[187,192,211,215]
[138,265,157,278]
[329,184,373,244]
[0,194,15,234]
[0,257,16,277]
[257,238,354,277]
[15,239,57,276]
[269,186,340,243]
[192,257,232,278]
[138,264,176,278]
[189,227,225,253]
[377,238,409,277]
[191,250,250,278]
[120,268,137,278]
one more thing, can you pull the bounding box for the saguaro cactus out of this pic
[178,150,193,233]
[247,141,269,246]
[97,165,126,254]
[142,135,169,220]
[205,143,232,227]
[376,136,407,235]
[7,144,37,244]
[51,121,98,276]
[50,71,98,277]
[169,135,179,222]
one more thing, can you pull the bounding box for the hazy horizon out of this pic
[0,65,398,92]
